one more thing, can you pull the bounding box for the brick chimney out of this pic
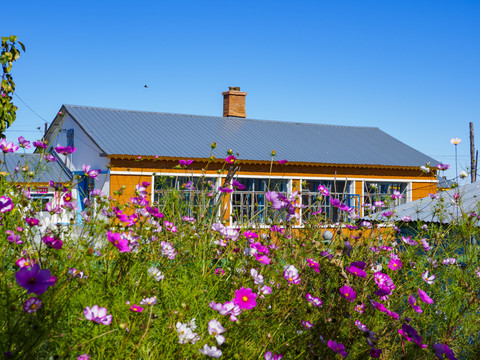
[222,86,247,118]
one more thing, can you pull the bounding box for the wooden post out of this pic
[470,122,475,183]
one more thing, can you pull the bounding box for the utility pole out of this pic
[470,122,476,183]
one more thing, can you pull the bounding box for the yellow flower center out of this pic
[30,304,37,310]
[289,277,293,281]
[242,296,248,302]
[345,293,349,297]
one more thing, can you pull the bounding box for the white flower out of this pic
[450,138,462,145]
[422,270,436,284]
[459,171,468,179]
[176,322,199,344]
[148,267,164,281]
[420,165,430,173]
[208,319,226,345]
[250,268,264,285]
[199,344,222,358]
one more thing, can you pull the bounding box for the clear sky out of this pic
[3,0,480,181]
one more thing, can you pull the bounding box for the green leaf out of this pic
[18,41,25,52]
[8,35,17,42]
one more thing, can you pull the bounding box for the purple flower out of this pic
[327,340,348,357]
[178,159,193,167]
[232,180,246,190]
[283,265,301,284]
[343,240,353,257]
[432,343,457,360]
[107,231,131,253]
[306,258,320,273]
[25,217,39,227]
[388,258,402,271]
[54,145,76,155]
[84,305,112,325]
[278,159,288,165]
[370,348,382,358]
[6,230,22,244]
[402,236,417,246]
[302,320,314,329]
[23,297,42,313]
[317,185,329,196]
[420,238,431,251]
[442,258,457,265]
[408,295,423,313]
[339,285,357,302]
[42,236,63,249]
[320,251,333,259]
[15,264,53,295]
[329,197,341,207]
[0,196,13,213]
[418,288,434,304]
[264,352,283,360]
[83,164,101,179]
[354,303,365,313]
[33,140,48,149]
[77,355,91,360]
[346,265,367,278]
[392,190,403,200]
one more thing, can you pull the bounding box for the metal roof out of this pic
[1,153,72,184]
[61,104,438,167]
[365,182,480,224]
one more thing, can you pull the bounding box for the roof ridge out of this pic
[62,104,379,130]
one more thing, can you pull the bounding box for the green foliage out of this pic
[0,35,25,137]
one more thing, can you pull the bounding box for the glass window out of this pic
[364,181,408,207]
[230,178,289,225]
[302,180,358,222]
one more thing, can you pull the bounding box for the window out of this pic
[66,129,74,147]
[31,193,54,211]
[302,180,358,222]
[230,178,289,225]
[364,181,408,207]
[153,175,218,217]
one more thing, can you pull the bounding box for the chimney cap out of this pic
[229,86,241,91]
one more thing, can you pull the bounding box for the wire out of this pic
[13,92,49,124]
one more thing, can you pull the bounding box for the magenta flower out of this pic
[409,295,423,313]
[327,340,348,357]
[354,303,365,313]
[339,285,357,302]
[54,145,76,155]
[178,159,193,167]
[107,231,131,253]
[418,288,434,304]
[317,185,330,196]
[130,304,144,313]
[233,287,257,310]
[33,140,48,149]
[23,297,42,313]
[84,305,112,325]
[370,348,383,358]
[43,154,57,162]
[278,159,288,165]
[302,320,313,329]
[0,196,13,213]
[219,186,233,193]
[307,258,320,273]
[6,230,22,244]
[225,155,236,164]
[232,180,246,190]
[392,190,403,200]
[25,217,39,227]
[265,351,283,360]
[254,253,271,265]
[388,258,402,271]
[42,236,63,249]
[16,257,35,268]
[306,293,322,307]
[78,355,91,360]
[346,265,367,278]
[15,264,53,295]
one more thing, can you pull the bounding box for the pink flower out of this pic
[16,257,35,268]
[278,159,288,165]
[0,138,19,153]
[107,231,131,253]
[354,303,365,314]
[140,297,157,306]
[265,351,283,360]
[418,288,434,304]
[0,196,14,213]
[346,265,367,278]
[254,253,271,265]
[17,136,31,149]
[306,258,320,273]
[306,293,322,307]
[54,145,76,155]
[283,265,301,284]
[388,258,402,271]
[302,320,313,329]
[42,236,63,249]
[327,340,348,357]
[208,319,226,345]
[422,270,436,285]
[83,164,101,179]
[33,140,48,149]
[317,185,330,196]
[225,155,236,164]
[233,287,257,310]
[130,304,143,313]
[84,305,112,325]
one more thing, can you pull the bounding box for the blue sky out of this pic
[3,0,480,180]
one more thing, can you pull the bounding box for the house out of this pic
[42,87,439,226]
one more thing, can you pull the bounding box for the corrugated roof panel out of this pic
[2,153,73,183]
[63,105,438,167]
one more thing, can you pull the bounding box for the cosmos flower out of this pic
[0,138,19,153]
[24,297,42,313]
[306,258,320,273]
[54,145,76,155]
[178,159,193,167]
[233,287,257,310]
[33,140,48,149]
[17,136,31,149]
[0,196,13,213]
[339,285,357,302]
[140,297,157,306]
[409,295,423,313]
[42,236,63,249]
[306,293,322,307]
[130,304,143,313]
[418,289,434,304]
[225,155,236,164]
[346,265,367,278]
[83,164,101,179]
[450,138,462,145]
[250,268,264,285]
[327,340,348,357]
[208,319,226,345]
[15,264,53,295]
[388,258,402,271]
[84,305,112,325]
[283,265,301,284]
[198,344,222,358]
[422,270,436,285]
[265,352,283,360]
